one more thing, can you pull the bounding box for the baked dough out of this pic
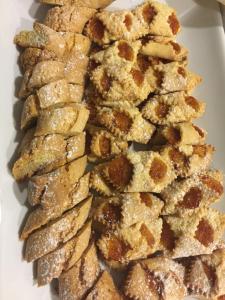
[40,0,114,9]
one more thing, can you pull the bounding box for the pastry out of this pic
[44,5,96,33]
[12,132,85,180]
[59,242,100,300]
[40,0,114,9]
[85,270,122,300]
[160,170,223,215]
[161,208,225,258]
[37,220,91,286]
[21,173,90,239]
[124,257,186,300]
[142,92,205,125]
[96,106,155,144]
[25,196,92,261]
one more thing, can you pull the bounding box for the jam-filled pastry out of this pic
[37,220,91,286]
[97,218,162,266]
[34,103,89,136]
[161,208,225,258]
[96,106,155,144]
[19,33,91,73]
[151,122,206,147]
[160,170,223,216]
[86,125,128,162]
[44,5,96,33]
[21,80,84,129]
[12,132,85,181]
[85,270,122,300]
[85,1,180,45]
[140,36,188,62]
[101,151,176,193]
[22,175,90,240]
[40,0,114,9]
[94,193,163,232]
[124,257,186,300]
[90,163,115,196]
[14,22,67,58]
[184,249,225,299]
[59,243,100,300]
[160,144,214,178]
[142,92,205,125]
[25,197,92,261]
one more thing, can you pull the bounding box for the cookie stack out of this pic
[12,0,225,299]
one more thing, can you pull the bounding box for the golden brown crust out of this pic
[40,0,114,8]
[59,242,100,300]
[25,197,92,261]
[37,220,92,286]
[12,132,85,181]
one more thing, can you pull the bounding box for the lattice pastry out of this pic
[142,92,205,125]
[44,4,96,33]
[97,218,162,266]
[161,208,225,258]
[85,270,122,300]
[12,131,85,180]
[140,36,188,62]
[85,1,180,45]
[86,124,128,162]
[25,196,92,262]
[184,249,225,299]
[100,151,176,193]
[40,0,114,8]
[160,170,223,216]
[124,257,186,300]
[95,106,155,144]
[37,220,91,286]
[21,79,84,129]
[160,144,214,178]
[59,242,100,300]
[18,33,91,73]
[151,122,206,147]
[93,193,163,231]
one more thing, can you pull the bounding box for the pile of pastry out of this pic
[12,0,225,299]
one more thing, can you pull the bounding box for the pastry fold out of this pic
[160,170,223,215]
[161,208,225,258]
[142,92,205,125]
[59,242,100,300]
[124,257,186,300]
[25,196,92,261]
[85,1,180,44]
[40,0,114,8]
[44,5,96,33]
[37,220,91,286]
[96,106,155,144]
[12,132,85,181]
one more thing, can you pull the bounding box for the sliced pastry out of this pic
[97,218,162,266]
[25,197,92,261]
[96,106,155,144]
[151,122,206,147]
[160,144,214,178]
[85,1,180,44]
[161,208,225,258]
[59,242,100,300]
[12,132,85,181]
[21,173,90,239]
[86,125,128,162]
[184,249,225,299]
[142,92,205,125]
[40,0,114,8]
[101,151,176,193]
[37,220,91,286]
[124,257,186,300]
[160,170,223,215]
[44,5,96,33]
[34,103,89,136]
[85,270,122,300]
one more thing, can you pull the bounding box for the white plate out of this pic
[0,0,225,299]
